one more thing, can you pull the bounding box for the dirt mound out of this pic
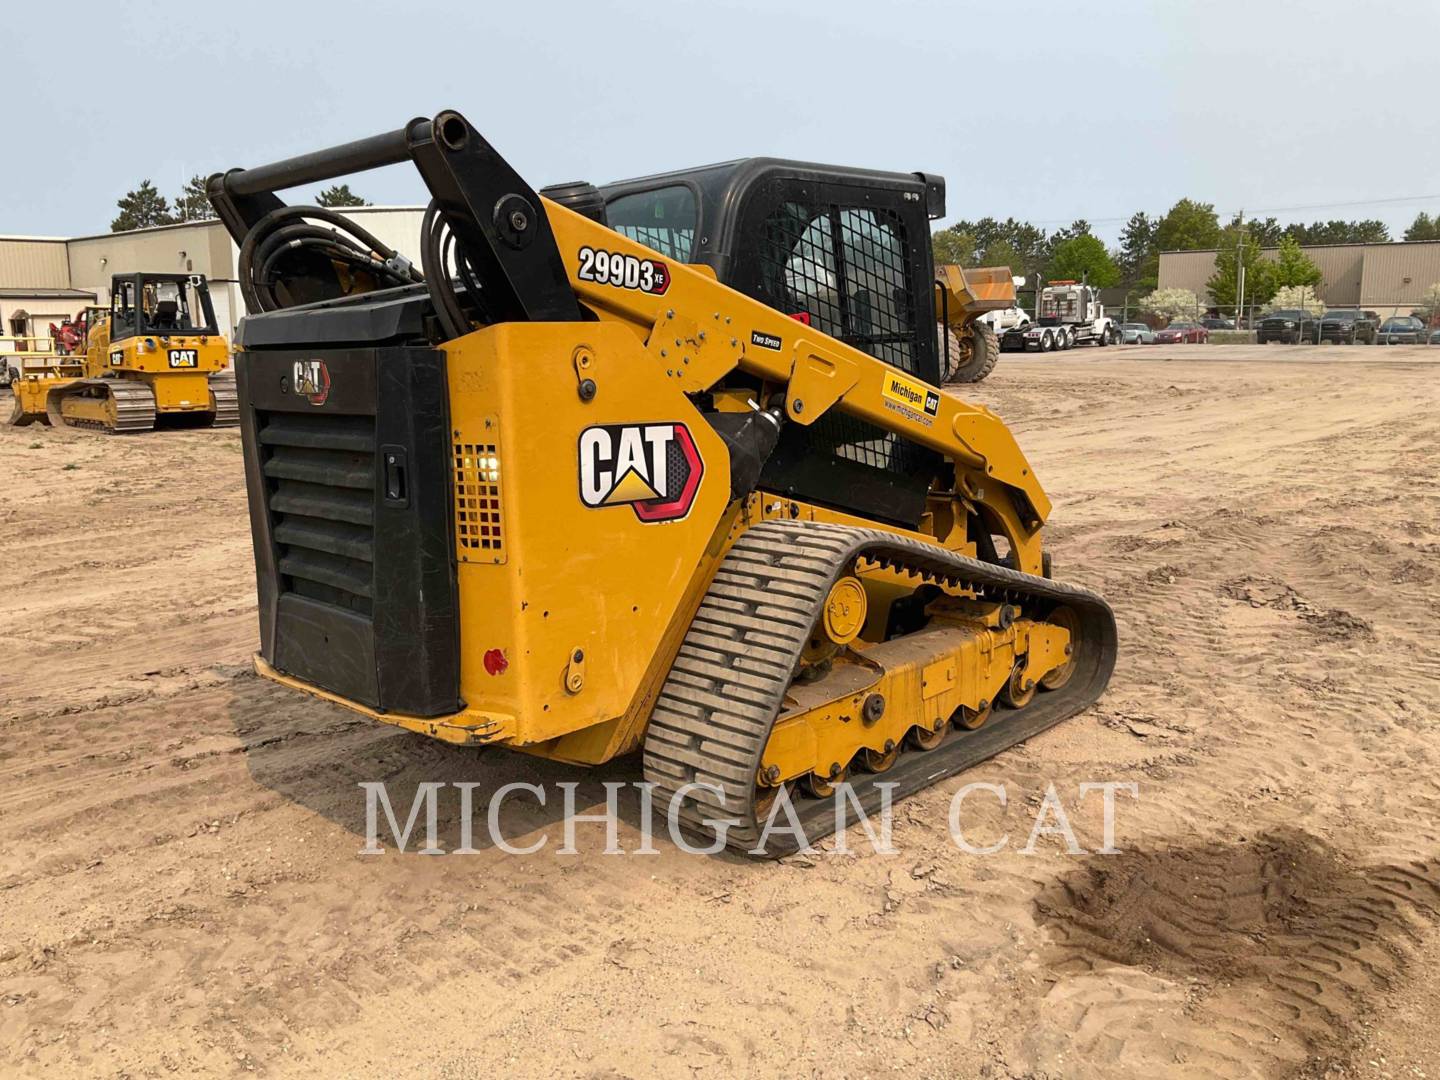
[1219,575,1375,640]
[1038,831,1440,1072]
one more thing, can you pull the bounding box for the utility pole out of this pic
[1235,209,1246,328]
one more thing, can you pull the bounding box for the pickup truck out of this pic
[1317,309,1379,344]
[1256,309,1316,344]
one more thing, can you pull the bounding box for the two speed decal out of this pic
[577,246,670,296]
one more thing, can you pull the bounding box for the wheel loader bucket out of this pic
[935,264,1016,324]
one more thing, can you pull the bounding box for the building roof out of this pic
[0,287,97,300]
[1160,238,1440,256]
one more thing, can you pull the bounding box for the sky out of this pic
[5,0,1439,245]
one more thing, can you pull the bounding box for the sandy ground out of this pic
[2,345,1438,1078]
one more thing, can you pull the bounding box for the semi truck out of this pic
[1000,280,1116,352]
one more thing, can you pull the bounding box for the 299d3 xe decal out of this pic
[579,423,703,523]
[576,246,670,295]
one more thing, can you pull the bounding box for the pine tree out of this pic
[1404,212,1439,242]
[111,181,174,232]
[316,184,370,208]
[1118,212,1157,288]
[172,175,215,222]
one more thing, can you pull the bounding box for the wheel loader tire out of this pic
[941,322,1000,384]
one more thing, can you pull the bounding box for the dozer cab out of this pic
[208,110,1115,854]
[9,273,236,432]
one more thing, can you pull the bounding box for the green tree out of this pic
[316,183,370,208]
[1272,235,1322,289]
[172,175,215,222]
[1118,212,1157,289]
[1047,219,1093,246]
[1154,199,1222,253]
[111,180,174,232]
[948,217,1050,283]
[1287,219,1390,245]
[1046,234,1120,287]
[1404,212,1439,242]
[978,239,1023,273]
[1206,225,1276,310]
[931,228,977,267]
[1244,216,1285,246]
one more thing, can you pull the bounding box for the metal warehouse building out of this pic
[0,208,425,345]
[1158,240,1440,314]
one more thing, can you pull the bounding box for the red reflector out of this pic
[788,311,812,326]
[483,648,508,675]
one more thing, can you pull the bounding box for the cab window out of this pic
[606,185,698,262]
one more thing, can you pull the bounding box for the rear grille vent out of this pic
[453,438,504,562]
[259,411,376,614]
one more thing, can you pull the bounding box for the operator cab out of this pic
[1037,281,1095,326]
[109,273,219,342]
[596,159,946,382]
[591,160,949,527]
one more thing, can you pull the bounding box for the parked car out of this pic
[1201,316,1235,330]
[1256,309,1316,344]
[1154,321,1209,344]
[1317,309,1379,344]
[1430,327,1440,345]
[1121,322,1154,344]
[1376,316,1427,344]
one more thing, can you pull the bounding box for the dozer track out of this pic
[643,521,1117,856]
[46,378,156,433]
[208,370,240,427]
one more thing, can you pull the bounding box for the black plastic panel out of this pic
[237,344,461,716]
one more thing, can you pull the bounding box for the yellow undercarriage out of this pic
[252,525,1075,795]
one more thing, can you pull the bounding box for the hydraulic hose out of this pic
[421,199,493,341]
[237,204,423,313]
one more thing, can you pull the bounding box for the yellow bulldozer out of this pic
[207,110,1115,853]
[9,272,236,432]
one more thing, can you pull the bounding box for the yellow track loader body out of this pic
[211,110,1116,853]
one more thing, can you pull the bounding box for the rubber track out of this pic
[209,370,240,427]
[642,520,1118,856]
[47,378,155,433]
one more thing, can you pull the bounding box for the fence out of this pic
[1105,297,1438,346]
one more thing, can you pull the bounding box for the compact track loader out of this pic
[208,110,1116,854]
[9,273,236,432]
